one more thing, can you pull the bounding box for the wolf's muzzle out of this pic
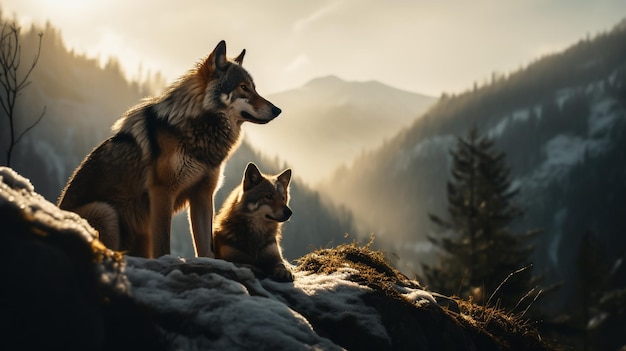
[267,207,292,222]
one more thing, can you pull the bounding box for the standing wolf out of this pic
[58,40,281,258]
[213,163,294,282]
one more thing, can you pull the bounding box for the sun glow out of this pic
[7,1,106,29]
[40,0,101,13]
[5,1,156,84]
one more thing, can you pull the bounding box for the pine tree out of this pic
[423,127,541,310]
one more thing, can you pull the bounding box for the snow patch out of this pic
[0,166,130,295]
[545,135,587,166]
[395,135,456,171]
[514,86,623,195]
[0,166,34,193]
[588,98,619,137]
[487,108,534,138]
[520,133,610,192]
[0,166,93,243]
[488,117,510,138]
[395,284,437,307]
[125,255,342,350]
[555,87,577,108]
[264,268,391,344]
[512,108,531,122]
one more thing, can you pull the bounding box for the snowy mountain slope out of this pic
[319,21,626,316]
[1,167,554,351]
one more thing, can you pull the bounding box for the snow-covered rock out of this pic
[0,167,554,351]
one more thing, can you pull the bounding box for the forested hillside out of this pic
[0,17,156,201]
[321,18,626,316]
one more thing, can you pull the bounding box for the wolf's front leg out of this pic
[261,241,294,282]
[189,192,214,258]
[149,186,174,258]
[272,261,294,282]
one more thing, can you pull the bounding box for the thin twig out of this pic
[519,289,542,319]
[15,106,46,145]
[486,265,532,308]
[513,287,537,312]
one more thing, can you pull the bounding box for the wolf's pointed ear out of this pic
[202,40,229,75]
[234,49,245,65]
[243,163,263,191]
[277,169,292,188]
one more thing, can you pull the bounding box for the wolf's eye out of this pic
[240,84,249,92]
[264,194,273,200]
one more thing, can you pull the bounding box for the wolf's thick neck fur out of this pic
[113,76,242,167]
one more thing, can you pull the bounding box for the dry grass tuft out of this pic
[296,238,423,299]
[443,297,560,350]
[296,238,560,350]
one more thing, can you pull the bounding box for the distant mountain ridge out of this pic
[243,75,436,185]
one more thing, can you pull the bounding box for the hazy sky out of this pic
[2,0,625,96]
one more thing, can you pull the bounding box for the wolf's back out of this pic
[58,132,146,210]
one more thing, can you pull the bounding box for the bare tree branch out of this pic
[18,34,42,91]
[15,105,46,146]
[0,21,45,167]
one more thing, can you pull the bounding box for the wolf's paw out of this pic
[271,263,294,282]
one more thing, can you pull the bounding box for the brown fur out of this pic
[58,41,281,258]
[213,163,294,281]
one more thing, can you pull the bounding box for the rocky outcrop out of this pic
[0,167,555,350]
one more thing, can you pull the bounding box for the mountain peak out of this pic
[247,76,436,184]
[300,75,431,100]
[303,75,346,88]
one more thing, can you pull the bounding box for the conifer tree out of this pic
[423,127,541,310]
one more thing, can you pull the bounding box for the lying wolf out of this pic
[213,163,294,281]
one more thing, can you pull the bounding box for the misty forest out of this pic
[1,9,626,351]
